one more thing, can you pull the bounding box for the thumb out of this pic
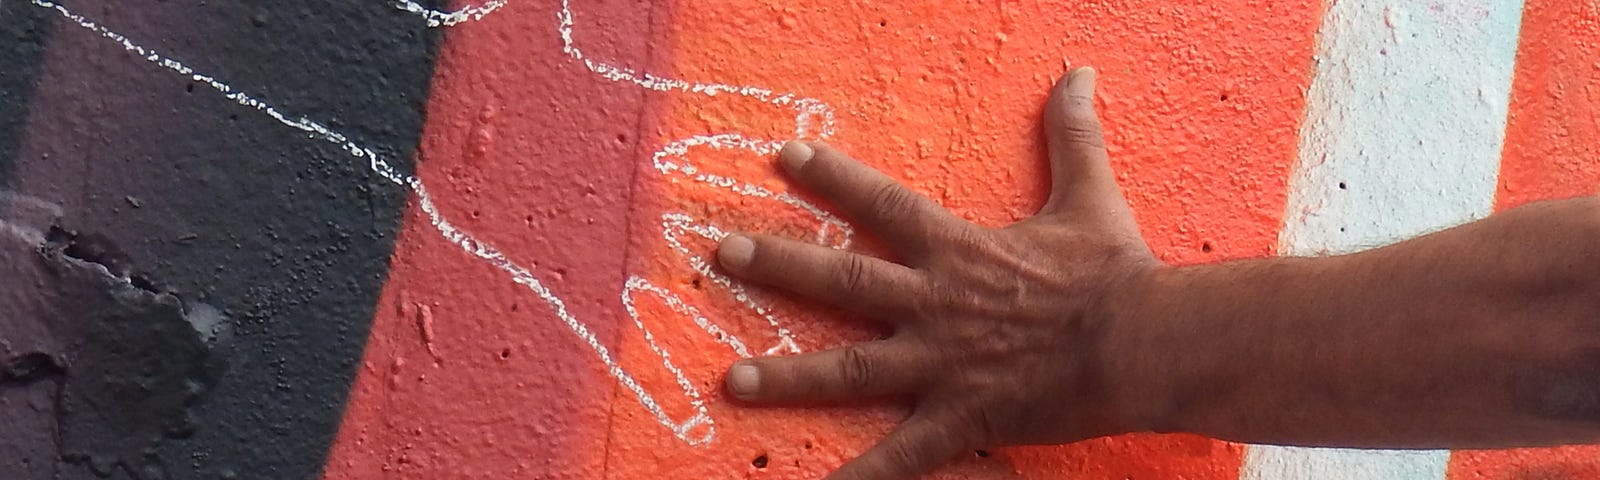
[1040,67,1120,216]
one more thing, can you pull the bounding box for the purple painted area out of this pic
[0,0,443,477]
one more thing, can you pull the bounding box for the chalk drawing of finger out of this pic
[650,134,852,247]
[658,212,797,354]
[614,274,724,444]
[616,132,866,445]
[538,0,867,445]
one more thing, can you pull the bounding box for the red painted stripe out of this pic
[1448,1,1600,478]
[322,1,680,477]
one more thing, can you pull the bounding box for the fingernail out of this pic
[1068,66,1097,96]
[728,362,760,398]
[718,235,755,270]
[778,141,814,176]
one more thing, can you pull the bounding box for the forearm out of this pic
[1104,196,1600,448]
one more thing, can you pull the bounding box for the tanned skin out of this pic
[713,67,1600,479]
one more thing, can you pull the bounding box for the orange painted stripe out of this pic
[603,1,1323,478]
[1491,0,1600,211]
[1447,1,1600,478]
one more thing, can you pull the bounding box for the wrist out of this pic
[1093,256,1328,438]
[1087,262,1190,435]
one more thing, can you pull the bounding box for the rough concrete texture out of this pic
[1,0,440,478]
[324,0,672,477]
[331,0,1320,478]
[2,218,228,479]
[1250,0,1524,476]
[4,0,1600,479]
[604,0,1321,478]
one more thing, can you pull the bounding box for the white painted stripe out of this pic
[1277,0,1524,256]
[1242,448,1450,480]
[1248,0,1525,479]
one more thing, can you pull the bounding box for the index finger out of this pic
[719,233,928,320]
[779,141,965,261]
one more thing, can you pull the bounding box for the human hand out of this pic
[716,67,1164,479]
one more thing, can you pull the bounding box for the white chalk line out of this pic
[27,0,698,445]
[390,0,507,27]
[405,0,853,443]
[398,0,851,442]
[548,0,854,445]
[32,0,850,446]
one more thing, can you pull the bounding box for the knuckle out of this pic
[928,227,987,264]
[837,254,873,295]
[866,181,915,223]
[949,408,997,446]
[881,435,925,474]
[920,280,961,318]
[927,274,984,319]
[1059,121,1106,149]
[1053,102,1106,148]
[838,345,876,392]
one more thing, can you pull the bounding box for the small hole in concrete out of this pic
[691,276,703,289]
[975,450,991,458]
[1219,93,1229,102]
[1201,242,1213,253]
[500,349,511,359]
[472,210,482,218]
[185,83,196,93]
[510,303,519,312]
[616,133,628,144]
[752,454,769,469]
[878,20,887,27]
[804,440,813,449]
[1338,182,1347,190]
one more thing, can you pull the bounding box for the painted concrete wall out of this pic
[326,0,1600,478]
[1,0,438,478]
[2,0,1598,478]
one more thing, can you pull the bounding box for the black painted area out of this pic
[0,0,443,478]
[0,0,56,183]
